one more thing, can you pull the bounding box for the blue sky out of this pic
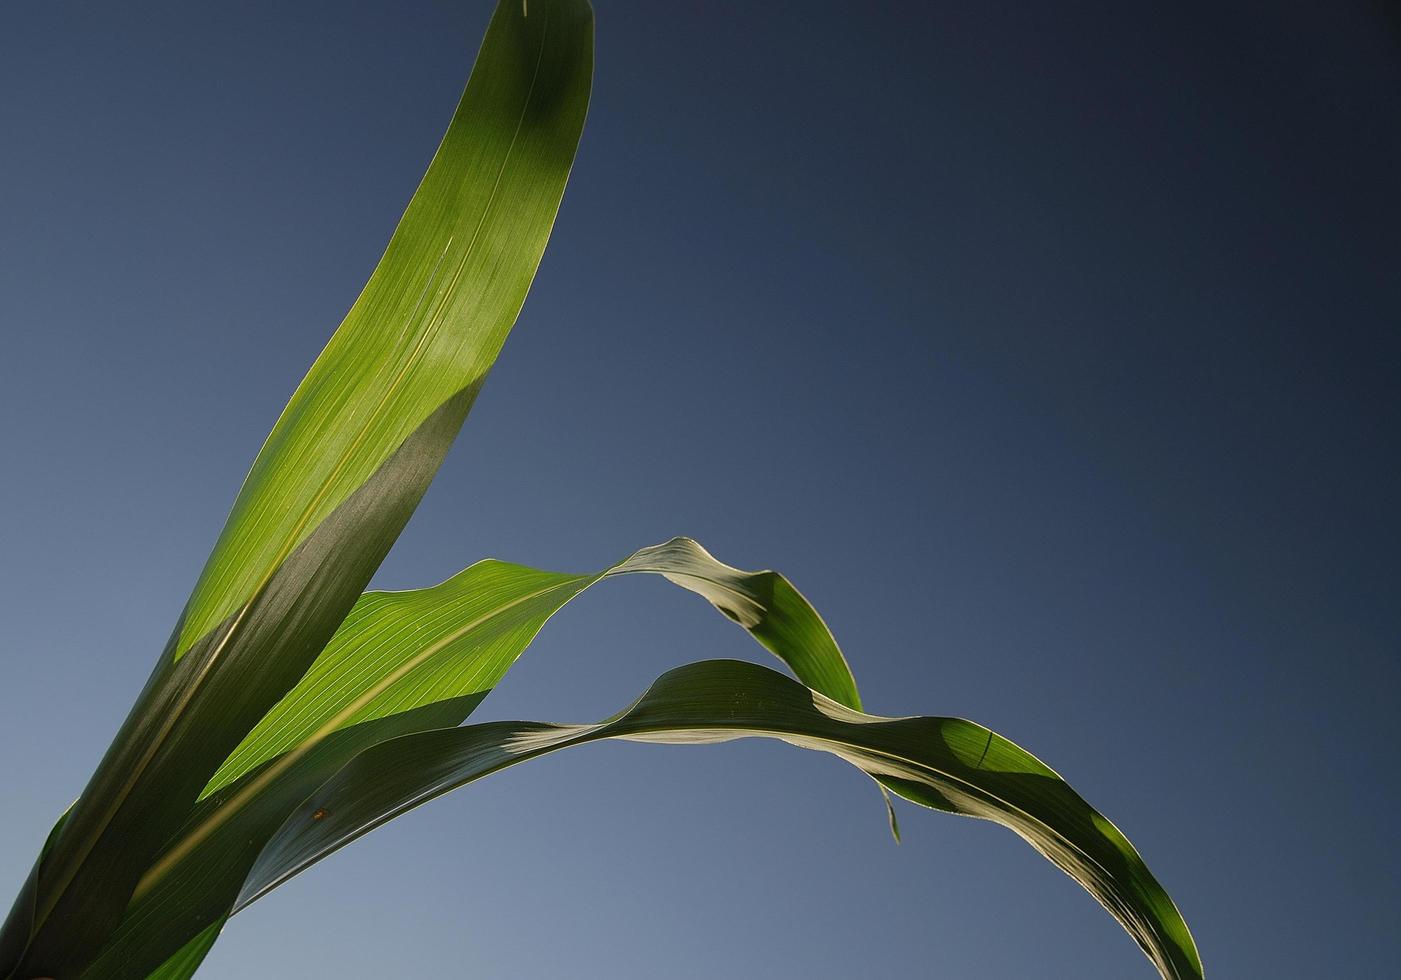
[1,1,1397,976]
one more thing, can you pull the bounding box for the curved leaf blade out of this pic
[204,536,860,801]
[248,660,1203,980]
[79,537,862,975]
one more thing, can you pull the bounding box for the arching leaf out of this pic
[247,659,1204,980]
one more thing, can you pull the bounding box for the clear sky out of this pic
[1,1,1397,977]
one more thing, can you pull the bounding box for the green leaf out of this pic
[78,537,863,977]
[80,702,483,980]
[248,660,1203,980]
[204,535,860,802]
[0,810,71,971]
[0,2,594,975]
[142,920,224,980]
[1,2,1204,978]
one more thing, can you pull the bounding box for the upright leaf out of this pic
[0,2,594,974]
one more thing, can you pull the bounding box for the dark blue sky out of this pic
[2,2,1397,976]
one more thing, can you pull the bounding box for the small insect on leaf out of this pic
[311,808,328,821]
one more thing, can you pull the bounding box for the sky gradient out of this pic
[1,1,1398,976]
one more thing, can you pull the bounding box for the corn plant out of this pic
[0,2,1202,977]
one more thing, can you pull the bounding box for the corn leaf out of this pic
[0,2,593,974]
[0,2,1205,978]
[76,538,862,977]
[205,535,861,800]
[81,543,1197,979]
[141,921,225,980]
[248,660,1204,980]
[80,703,482,980]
